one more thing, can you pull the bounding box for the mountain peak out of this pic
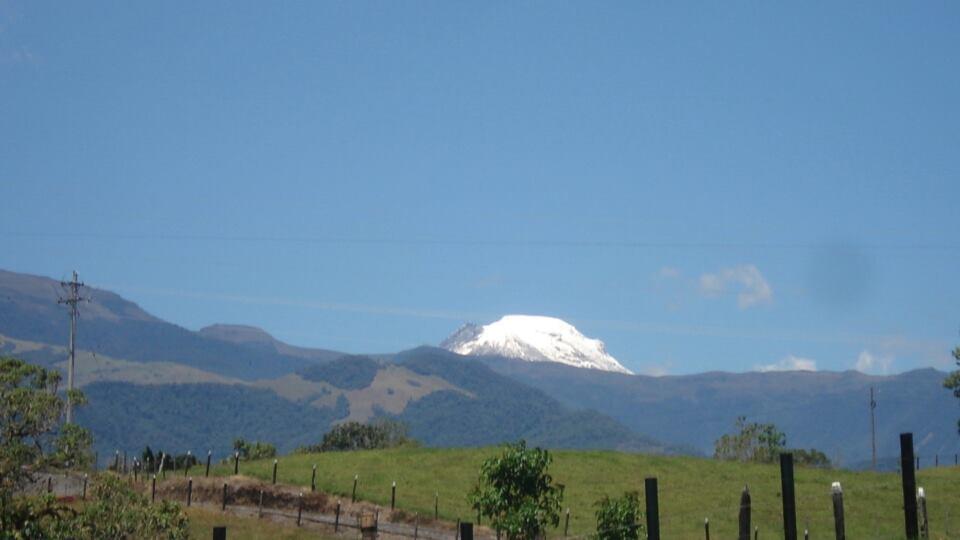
[440,315,632,374]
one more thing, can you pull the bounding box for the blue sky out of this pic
[1,2,958,375]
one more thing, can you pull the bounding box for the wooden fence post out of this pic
[391,481,396,510]
[187,477,193,507]
[415,513,419,540]
[212,526,226,540]
[352,474,358,503]
[564,508,570,537]
[704,517,710,540]
[205,450,211,478]
[435,491,439,520]
[46,477,52,494]
[272,459,278,484]
[185,451,191,477]
[258,490,264,518]
[233,451,239,475]
[460,521,473,540]
[901,433,920,539]
[780,453,797,540]
[645,477,660,540]
[297,492,303,526]
[221,482,227,512]
[151,475,156,503]
[918,487,929,539]
[335,500,341,532]
[831,481,845,540]
[739,485,751,540]
[82,474,88,500]
[456,519,461,540]
[311,465,316,492]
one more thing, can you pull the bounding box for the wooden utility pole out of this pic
[58,271,87,424]
[870,386,878,471]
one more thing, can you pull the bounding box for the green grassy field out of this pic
[210,447,959,539]
[185,506,337,539]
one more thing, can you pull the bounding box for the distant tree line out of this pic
[714,416,830,468]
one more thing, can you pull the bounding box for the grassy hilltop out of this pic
[211,447,960,539]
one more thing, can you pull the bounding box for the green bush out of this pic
[594,491,643,540]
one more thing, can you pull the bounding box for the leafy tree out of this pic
[943,344,960,432]
[791,448,831,468]
[232,438,276,461]
[714,416,786,463]
[594,491,644,540]
[469,440,564,540]
[1,357,92,506]
[298,419,417,453]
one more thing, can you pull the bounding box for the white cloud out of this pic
[855,350,893,375]
[699,265,773,309]
[755,355,817,372]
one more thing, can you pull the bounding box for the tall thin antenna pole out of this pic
[870,385,877,471]
[58,271,86,424]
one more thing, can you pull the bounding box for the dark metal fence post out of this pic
[233,452,239,475]
[780,453,797,540]
[258,490,264,518]
[705,517,710,540]
[212,526,226,540]
[901,433,919,539]
[221,482,227,512]
[391,481,396,510]
[272,459,278,484]
[831,482,845,540]
[187,477,193,507]
[311,464,316,492]
[297,492,303,526]
[82,474,88,500]
[151,475,156,502]
[459,521,473,540]
[352,474,358,503]
[335,500,341,532]
[185,451,191,477]
[205,450,211,477]
[645,477,660,540]
[435,491,439,520]
[739,485,751,540]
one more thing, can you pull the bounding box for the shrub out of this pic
[594,491,643,540]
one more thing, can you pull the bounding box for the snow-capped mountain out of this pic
[440,315,633,374]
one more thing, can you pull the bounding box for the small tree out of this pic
[469,440,564,540]
[232,438,276,461]
[943,344,960,432]
[594,491,643,540]
[714,416,785,463]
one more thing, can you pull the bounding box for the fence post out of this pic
[221,482,227,512]
[297,492,303,526]
[918,487,929,539]
[212,526,226,540]
[391,481,396,510]
[831,481,845,540]
[187,477,193,507]
[456,519,461,540]
[460,521,473,540]
[335,500,341,532]
[82,474,88,500]
[352,474,358,503]
[205,450,211,478]
[311,465,316,492]
[901,433,920,539]
[272,459,278,484]
[755,526,759,540]
[151,475,156,502]
[233,451,239,475]
[46,476,52,494]
[415,513,419,540]
[565,508,570,537]
[185,451,191,477]
[739,485,751,540]
[916,456,920,471]
[645,477,660,540]
[435,491,439,520]
[780,453,797,540]
[258,490,264,518]
[705,517,710,540]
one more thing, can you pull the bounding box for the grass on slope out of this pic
[212,447,960,539]
[185,506,336,540]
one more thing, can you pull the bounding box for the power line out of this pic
[2,230,959,251]
[57,270,88,424]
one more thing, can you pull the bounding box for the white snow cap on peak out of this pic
[440,314,633,374]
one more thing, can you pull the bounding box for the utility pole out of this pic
[870,386,877,471]
[58,271,87,424]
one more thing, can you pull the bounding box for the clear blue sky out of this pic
[2,2,958,375]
